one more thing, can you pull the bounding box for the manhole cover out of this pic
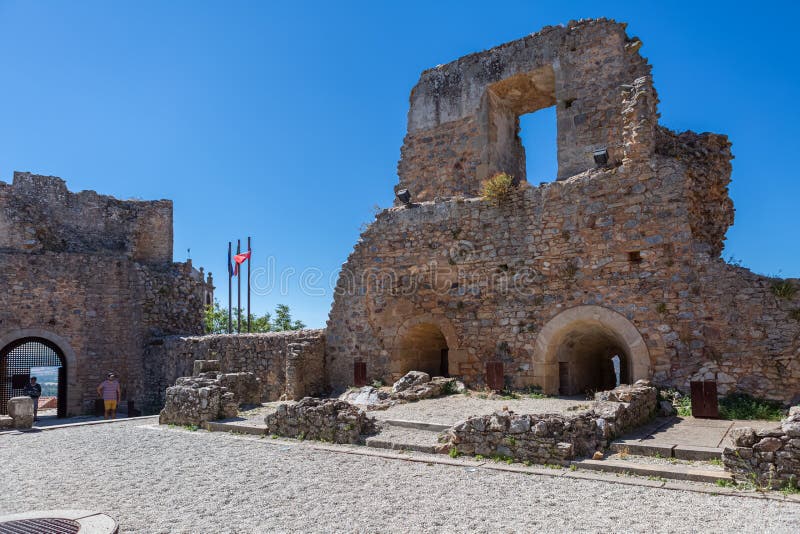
[0,517,81,534]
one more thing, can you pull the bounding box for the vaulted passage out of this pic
[0,337,67,418]
[534,305,651,396]
[395,323,450,378]
[555,324,630,395]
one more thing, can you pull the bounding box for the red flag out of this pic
[233,250,251,276]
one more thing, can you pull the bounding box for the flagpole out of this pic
[237,239,242,334]
[247,236,251,333]
[227,241,232,334]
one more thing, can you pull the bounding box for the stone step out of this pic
[610,439,723,461]
[380,418,450,432]
[204,420,267,436]
[365,426,442,454]
[573,458,731,484]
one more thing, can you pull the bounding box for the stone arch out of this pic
[387,314,466,382]
[533,305,650,395]
[0,328,79,417]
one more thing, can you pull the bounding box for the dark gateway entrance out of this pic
[0,338,67,418]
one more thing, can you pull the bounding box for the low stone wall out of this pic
[265,397,377,444]
[723,407,800,489]
[159,371,260,426]
[143,329,325,412]
[440,381,657,465]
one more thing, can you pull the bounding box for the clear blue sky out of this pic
[1,1,798,328]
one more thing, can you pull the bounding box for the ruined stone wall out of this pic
[723,406,800,489]
[143,330,326,412]
[0,173,212,415]
[328,151,800,400]
[0,172,173,263]
[327,19,800,402]
[397,19,653,201]
[441,382,657,464]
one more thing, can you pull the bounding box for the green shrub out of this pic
[448,447,460,458]
[676,395,692,417]
[481,172,517,205]
[771,280,797,299]
[719,393,785,421]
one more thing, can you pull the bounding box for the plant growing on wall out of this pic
[481,172,517,205]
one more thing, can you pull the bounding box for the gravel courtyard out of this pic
[2,420,799,533]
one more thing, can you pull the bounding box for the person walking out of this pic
[23,376,42,422]
[96,373,121,420]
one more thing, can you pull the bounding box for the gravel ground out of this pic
[372,394,591,425]
[2,421,798,533]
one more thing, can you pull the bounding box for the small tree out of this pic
[204,300,304,334]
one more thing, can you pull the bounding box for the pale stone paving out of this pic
[2,422,799,533]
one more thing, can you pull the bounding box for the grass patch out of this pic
[771,280,797,299]
[715,478,736,488]
[719,393,785,421]
[448,447,460,459]
[184,424,199,432]
[708,457,723,467]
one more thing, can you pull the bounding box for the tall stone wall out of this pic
[0,173,212,415]
[397,19,653,201]
[143,330,326,412]
[326,19,800,403]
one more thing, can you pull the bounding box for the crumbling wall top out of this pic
[0,171,173,263]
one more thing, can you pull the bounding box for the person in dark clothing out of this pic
[23,376,42,421]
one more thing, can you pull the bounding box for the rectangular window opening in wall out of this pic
[628,251,642,263]
[519,106,558,186]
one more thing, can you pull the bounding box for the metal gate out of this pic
[0,338,66,417]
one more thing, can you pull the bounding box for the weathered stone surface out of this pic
[0,173,213,416]
[440,382,656,464]
[338,386,393,410]
[392,371,430,393]
[265,397,377,444]
[723,407,800,489]
[144,330,325,410]
[324,19,800,404]
[658,400,677,417]
[159,371,260,425]
[7,396,34,429]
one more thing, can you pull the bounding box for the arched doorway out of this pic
[396,323,450,378]
[0,337,67,418]
[533,305,651,396]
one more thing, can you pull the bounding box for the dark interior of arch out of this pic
[397,323,450,378]
[555,324,630,396]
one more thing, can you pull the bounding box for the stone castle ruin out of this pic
[2,19,799,421]
[0,172,212,416]
[325,19,800,402]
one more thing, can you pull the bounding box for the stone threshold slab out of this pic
[610,439,723,461]
[380,418,451,432]
[574,458,729,484]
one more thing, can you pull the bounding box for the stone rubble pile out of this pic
[264,397,376,444]
[723,406,800,489]
[159,370,261,426]
[439,380,657,465]
[338,370,466,410]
